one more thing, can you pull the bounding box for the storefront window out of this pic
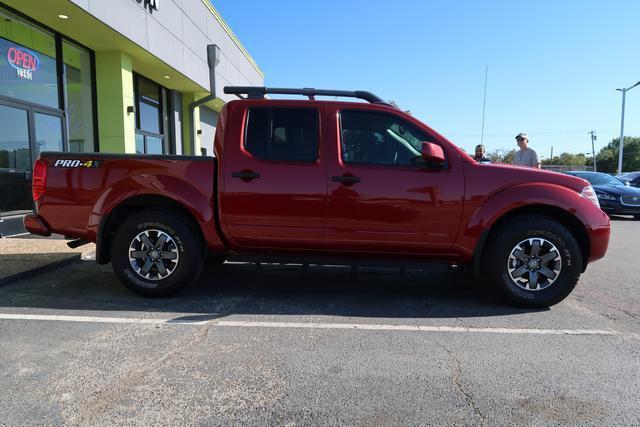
[138,77,161,134]
[34,112,63,154]
[63,40,95,152]
[135,133,145,154]
[134,74,167,154]
[0,8,58,108]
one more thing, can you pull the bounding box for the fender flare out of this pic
[462,183,585,277]
[88,174,223,264]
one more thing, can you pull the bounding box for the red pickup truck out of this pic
[24,87,610,307]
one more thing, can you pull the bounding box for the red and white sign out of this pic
[7,46,40,80]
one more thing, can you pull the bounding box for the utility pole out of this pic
[480,65,488,146]
[550,147,553,164]
[616,80,640,175]
[588,131,597,172]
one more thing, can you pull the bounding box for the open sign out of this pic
[7,47,40,72]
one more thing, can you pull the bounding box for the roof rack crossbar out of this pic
[223,86,386,104]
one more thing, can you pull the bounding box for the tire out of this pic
[110,209,203,297]
[634,214,640,221]
[486,215,582,308]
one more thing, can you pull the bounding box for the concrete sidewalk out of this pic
[0,235,95,285]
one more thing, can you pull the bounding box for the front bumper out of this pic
[599,200,640,216]
[23,214,52,237]
[576,199,610,264]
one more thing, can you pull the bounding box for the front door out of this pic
[324,107,465,256]
[0,99,64,216]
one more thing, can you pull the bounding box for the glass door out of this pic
[33,112,64,156]
[0,101,64,216]
[0,103,32,215]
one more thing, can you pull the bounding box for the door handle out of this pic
[331,175,361,184]
[231,171,260,181]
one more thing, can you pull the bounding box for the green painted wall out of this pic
[181,93,207,156]
[95,51,135,153]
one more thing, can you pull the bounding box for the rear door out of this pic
[324,105,465,255]
[219,102,327,250]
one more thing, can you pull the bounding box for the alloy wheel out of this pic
[128,229,179,280]
[507,238,562,291]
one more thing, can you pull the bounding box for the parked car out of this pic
[620,171,640,188]
[24,86,610,308]
[566,171,640,219]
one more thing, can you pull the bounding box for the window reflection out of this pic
[34,113,63,155]
[63,40,95,153]
[0,7,58,109]
[134,74,167,154]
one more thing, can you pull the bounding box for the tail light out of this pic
[32,159,47,201]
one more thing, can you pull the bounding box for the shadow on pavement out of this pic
[608,215,637,222]
[0,260,546,319]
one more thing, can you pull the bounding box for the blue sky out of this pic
[214,0,640,158]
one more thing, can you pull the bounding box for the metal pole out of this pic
[588,131,597,172]
[480,65,488,146]
[617,89,626,175]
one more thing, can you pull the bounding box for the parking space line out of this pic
[0,313,209,325]
[0,313,634,338]
[216,320,624,336]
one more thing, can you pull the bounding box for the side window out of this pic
[340,110,432,166]
[244,108,319,162]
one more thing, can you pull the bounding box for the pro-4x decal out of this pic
[53,159,102,168]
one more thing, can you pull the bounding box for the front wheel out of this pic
[486,215,583,308]
[110,209,203,297]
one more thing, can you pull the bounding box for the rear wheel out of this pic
[110,209,203,297]
[486,215,582,308]
[634,214,640,220]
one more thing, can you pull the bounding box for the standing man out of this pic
[473,144,489,162]
[513,132,541,169]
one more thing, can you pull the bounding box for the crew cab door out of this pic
[219,102,327,249]
[324,106,465,255]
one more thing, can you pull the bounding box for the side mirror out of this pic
[421,142,445,165]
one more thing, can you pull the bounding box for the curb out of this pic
[0,254,82,287]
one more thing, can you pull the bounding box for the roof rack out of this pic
[223,86,387,104]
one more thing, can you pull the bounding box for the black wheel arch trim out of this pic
[476,204,590,276]
[95,196,207,265]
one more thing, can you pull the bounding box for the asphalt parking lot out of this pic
[1,218,639,425]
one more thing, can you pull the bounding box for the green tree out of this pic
[542,152,588,166]
[487,148,516,163]
[388,100,411,115]
[594,137,640,173]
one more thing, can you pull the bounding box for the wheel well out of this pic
[477,205,591,275]
[96,195,204,264]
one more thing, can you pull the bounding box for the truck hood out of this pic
[468,161,590,194]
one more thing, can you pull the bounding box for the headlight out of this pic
[596,192,616,201]
[581,185,600,208]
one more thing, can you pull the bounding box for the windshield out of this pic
[573,172,624,186]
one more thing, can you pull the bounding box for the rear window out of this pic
[244,108,319,162]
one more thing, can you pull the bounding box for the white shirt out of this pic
[514,147,540,167]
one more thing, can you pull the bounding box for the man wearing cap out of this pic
[513,133,541,169]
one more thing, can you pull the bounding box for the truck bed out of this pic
[31,152,223,256]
